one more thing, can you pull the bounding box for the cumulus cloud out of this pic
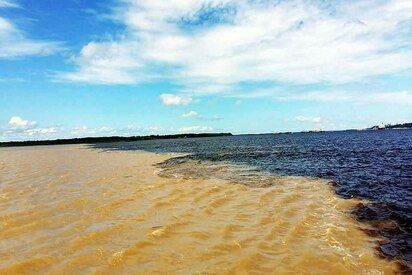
[0,2,61,59]
[0,117,220,141]
[26,127,57,135]
[1,116,125,141]
[181,110,198,118]
[160,93,192,106]
[2,116,62,140]
[294,115,322,123]
[7,116,36,129]
[59,0,412,98]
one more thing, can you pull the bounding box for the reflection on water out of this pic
[0,145,399,273]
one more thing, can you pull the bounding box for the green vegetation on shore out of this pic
[0,133,232,147]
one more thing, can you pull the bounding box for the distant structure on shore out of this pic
[370,122,412,130]
[274,122,412,135]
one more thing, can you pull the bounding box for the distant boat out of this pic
[378,123,385,130]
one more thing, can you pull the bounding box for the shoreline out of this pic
[2,128,412,148]
[0,145,400,273]
[0,133,232,148]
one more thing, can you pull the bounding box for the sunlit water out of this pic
[0,145,400,273]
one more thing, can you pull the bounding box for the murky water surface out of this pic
[0,145,400,273]
[95,130,412,268]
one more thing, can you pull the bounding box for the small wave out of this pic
[0,145,403,273]
[156,154,410,272]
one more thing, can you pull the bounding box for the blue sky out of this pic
[1,0,411,141]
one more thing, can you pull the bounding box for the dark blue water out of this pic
[93,129,412,267]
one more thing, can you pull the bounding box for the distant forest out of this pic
[0,133,232,147]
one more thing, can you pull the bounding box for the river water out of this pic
[0,143,405,273]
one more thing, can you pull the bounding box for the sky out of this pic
[0,0,411,141]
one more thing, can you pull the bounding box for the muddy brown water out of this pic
[0,145,399,274]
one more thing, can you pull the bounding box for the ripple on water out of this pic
[0,145,403,273]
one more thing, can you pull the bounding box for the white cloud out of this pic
[0,3,61,59]
[181,110,198,118]
[0,0,18,8]
[2,116,63,140]
[1,117,124,141]
[26,127,57,135]
[226,89,281,99]
[70,126,117,136]
[145,126,163,133]
[178,126,212,133]
[294,115,322,123]
[1,118,193,141]
[7,116,36,129]
[180,111,222,121]
[98,126,114,133]
[0,118,217,141]
[211,115,221,121]
[160,93,192,106]
[277,90,412,105]
[58,41,141,84]
[59,0,412,98]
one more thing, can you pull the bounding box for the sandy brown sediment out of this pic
[0,145,399,274]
